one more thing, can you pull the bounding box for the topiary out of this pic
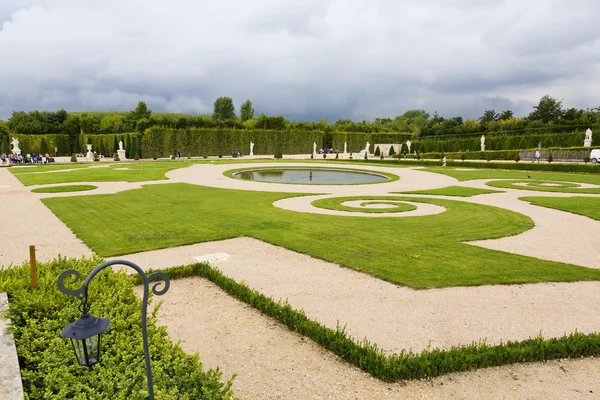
[461,152,466,161]
[548,152,553,163]
[374,146,381,156]
[584,156,590,164]
[380,153,384,160]
[335,152,339,159]
[310,153,314,159]
[389,146,396,157]
[70,153,77,163]
[364,152,368,160]
[514,154,521,163]
[349,153,353,160]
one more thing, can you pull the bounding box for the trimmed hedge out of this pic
[331,132,412,154]
[144,263,600,383]
[6,134,71,156]
[338,158,600,173]
[141,128,324,158]
[0,257,235,399]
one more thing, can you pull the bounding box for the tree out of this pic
[479,110,499,123]
[130,101,152,121]
[240,99,254,122]
[528,95,564,123]
[499,110,514,120]
[213,97,236,120]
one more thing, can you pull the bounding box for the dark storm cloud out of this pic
[0,0,599,121]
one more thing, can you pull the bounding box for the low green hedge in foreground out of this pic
[146,263,600,383]
[0,257,234,400]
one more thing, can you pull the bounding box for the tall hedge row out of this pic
[4,133,71,155]
[411,131,588,153]
[331,132,412,154]
[140,128,324,158]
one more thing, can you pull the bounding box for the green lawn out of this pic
[11,160,205,186]
[42,183,600,289]
[486,180,600,194]
[312,196,417,213]
[520,196,600,221]
[31,184,97,193]
[423,168,600,185]
[9,163,98,174]
[399,186,503,197]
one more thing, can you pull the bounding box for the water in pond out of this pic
[232,169,388,184]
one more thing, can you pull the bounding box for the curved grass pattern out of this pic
[31,184,98,193]
[486,179,600,194]
[312,196,420,213]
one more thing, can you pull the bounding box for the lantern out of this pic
[61,307,109,371]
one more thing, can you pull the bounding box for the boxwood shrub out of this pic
[0,257,234,400]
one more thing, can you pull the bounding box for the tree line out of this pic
[3,95,599,138]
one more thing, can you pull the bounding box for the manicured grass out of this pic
[31,185,98,193]
[31,184,97,193]
[224,165,399,185]
[399,186,503,197]
[520,196,600,221]
[11,160,205,186]
[42,183,600,288]
[423,168,600,185]
[486,180,600,194]
[9,163,98,174]
[312,196,417,213]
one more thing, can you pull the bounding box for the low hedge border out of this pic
[335,158,600,174]
[141,263,600,383]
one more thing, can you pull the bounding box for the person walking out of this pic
[533,149,541,163]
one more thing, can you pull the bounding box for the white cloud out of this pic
[0,0,599,120]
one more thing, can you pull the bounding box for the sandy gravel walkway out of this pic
[147,276,600,400]
[120,237,600,354]
[0,168,93,267]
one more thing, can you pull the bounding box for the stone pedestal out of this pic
[117,149,126,160]
[481,145,486,151]
[584,139,592,147]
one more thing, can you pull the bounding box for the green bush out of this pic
[70,153,77,163]
[514,154,521,163]
[0,257,234,399]
[548,152,553,163]
[374,146,381,156]
[389,146,396,156]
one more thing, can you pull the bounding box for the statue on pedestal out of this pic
[343,142,347,154]
[11,137,21,155]
[365,142,370,154]
[250,142,254,156]
[406,140,411,153]
[480,135,486,151]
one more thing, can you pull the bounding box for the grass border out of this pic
[222,165,400,185]
[486,179,600,194]
[140,263,600,383]
[31,184,98,193]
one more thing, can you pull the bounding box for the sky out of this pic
[0,0,599,122]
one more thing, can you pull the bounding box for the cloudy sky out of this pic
[0,0,599,121]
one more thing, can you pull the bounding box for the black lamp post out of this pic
[58,260,169,400]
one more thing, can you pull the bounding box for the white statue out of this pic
[480,135,486,151]
[313,142,317,155]
[250,141,254,156]
[343,142,347,154]
[11,137,21,155]
[365,142,370,154]
[585,128,592,141]
[86,144,94,159]
[119,140,124,151]
[406,140,411,153]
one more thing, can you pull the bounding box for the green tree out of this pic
[479,110,499,123]
[130,101,152,121]
[499,110,514,120]
[213,97,236,120]
[240,99,254,122]
[1,135,9,154]
[528,95,564,123]
[126,135,132,158]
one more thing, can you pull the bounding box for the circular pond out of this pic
[231,168,390,184]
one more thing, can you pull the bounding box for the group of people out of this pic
[1,152,50,165]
